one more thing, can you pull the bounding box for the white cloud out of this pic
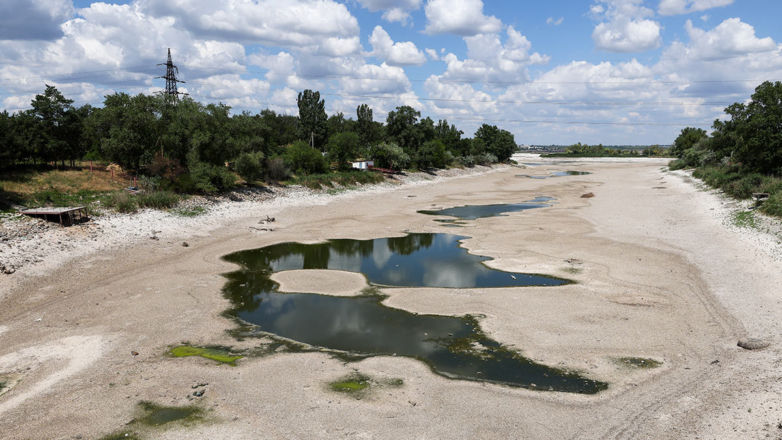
[0,0,74,41]
[546,17,564,26]
[658,0,734,16]
[591,0,662,53]
[424,0,502,36]
[701,14,710,22]
[425,48,439,60]
[368,26,426,66]
[139,0,360,55]
[438,26,549,84]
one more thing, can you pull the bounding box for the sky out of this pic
[1,0,781,145]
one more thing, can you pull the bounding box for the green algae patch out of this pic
[170,346,244,366]
[615,357,662,369]
[330,373,372,394]
[328,373,404,399]
[136,401,204,427]
[562,267,583,275]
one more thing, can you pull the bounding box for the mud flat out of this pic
[1,156,781,438]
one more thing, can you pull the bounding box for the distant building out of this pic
[352,160,374,170]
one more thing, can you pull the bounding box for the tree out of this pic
[475,124,516,162]
[297,89,327,150]
[670,127,707,158]
[369,142,410,170]
[95,92,161,171]
[326,132,361,170]
[234,151,265,182]
[30,84,74,166]
[284,140,329,175]
[415,140,449,169]
[720,81,782,174]
[356,104,374,147]
[386,106,422,154]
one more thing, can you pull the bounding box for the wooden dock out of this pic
[20,207,89,226]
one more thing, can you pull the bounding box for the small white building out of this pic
[352,160,374,170]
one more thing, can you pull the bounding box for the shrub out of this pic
[266,157,290,181]
[760,191,782,217]
[474,153,498,166]
[370,142,410,170]
[234,151,265,183]
[668,159,686,170]
[455,155,476,168]
[326,132,360,171]
[284,141,329,175]
[110,191,137,213]
[188,161,237,193]
[415,140,449,169]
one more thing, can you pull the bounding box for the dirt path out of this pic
[0,158,780,439]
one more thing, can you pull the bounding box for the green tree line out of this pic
[0,86,519,193]
[669,80,782,216]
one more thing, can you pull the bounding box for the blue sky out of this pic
[2,0,782,145]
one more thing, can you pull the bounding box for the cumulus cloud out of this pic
[658,0,734,16]
[424,0,502,36]
[425,48,439,60]
[139,0,361,55]
[437,26,549,84]
[591,0,662,53]
[368,26,426,66]
[0,0,74,41]
[654,18,782,100]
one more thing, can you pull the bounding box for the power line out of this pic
[0,64,159,86]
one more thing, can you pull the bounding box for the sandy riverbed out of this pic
[1,155,781,439]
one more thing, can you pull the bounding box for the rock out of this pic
[182,242,189,247]
[580,193,595,198]
[738,338,770,350]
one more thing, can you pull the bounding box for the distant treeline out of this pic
[669,81,782,217]
[544,143,669,158]
[0,86,518,193]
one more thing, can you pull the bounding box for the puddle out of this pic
[137,401,203,426]
[418,197,555,221]
[551,171,592,176]
[522,162,546,166]
[517,171,592,179]
[222,234,607,394]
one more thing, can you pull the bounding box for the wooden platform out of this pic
[20,207,89,226]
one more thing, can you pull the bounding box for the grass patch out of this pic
[329,373,372,394]
[291,171,385,190]
[615,357,662,369]
[691,165,782,219]
[732,211,759,229]
[170,345,244,366]
[171,206,207,217]
[0,381,5,392]
[562,267,583,275]
[136,191,181,209]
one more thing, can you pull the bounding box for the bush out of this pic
[326,132,360,171]
[266,157,290,181]
[110,191,137,213]
[455,155,476,168]
[370,142,410,170]
[668,159,686,171]
[415,140,449,169]
[474,153,498,166]
[188,161,237,193]
[234,151,265,182]
[760,191,782,217]
[284,141,329,175]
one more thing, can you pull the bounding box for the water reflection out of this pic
[221,234,607,393]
